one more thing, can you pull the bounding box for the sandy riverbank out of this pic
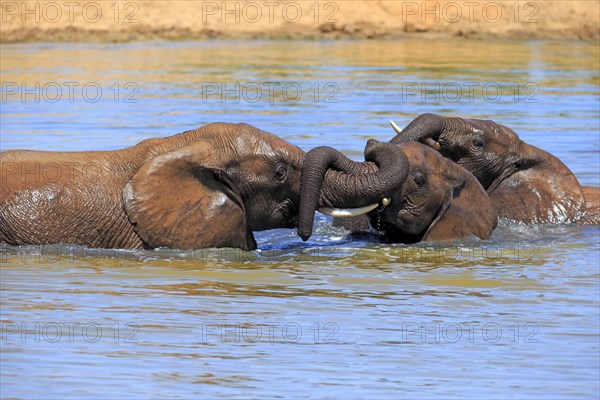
[1,1,598,42]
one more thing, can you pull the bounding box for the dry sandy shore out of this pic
[1,0,598,42]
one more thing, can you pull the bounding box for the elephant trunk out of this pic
[389,113,448,144]
[297,140,409,241]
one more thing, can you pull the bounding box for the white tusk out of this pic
[318,203,379,217]
[318,197,392,217]
[425,138,442,151]
[389,120,403,134]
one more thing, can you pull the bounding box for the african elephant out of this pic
[389,113,599,225]
[298,140,497,243]
[0,122,407,250]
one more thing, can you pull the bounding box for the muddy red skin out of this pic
[391,113,597,225]
[1,123,307,250]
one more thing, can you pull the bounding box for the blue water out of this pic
[1,39,599,399]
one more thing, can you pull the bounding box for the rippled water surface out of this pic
[1,39,599,399]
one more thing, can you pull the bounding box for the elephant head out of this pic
[2,122,313,250]
[371,142,497,242]
[298,140,497,243]
[123,123,305,250]
[389,113,586,224]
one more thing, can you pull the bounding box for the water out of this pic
[1,39,599,399]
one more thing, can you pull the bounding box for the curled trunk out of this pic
[297,140,409,241]
[389,113,475,148]
[390,113,448,144]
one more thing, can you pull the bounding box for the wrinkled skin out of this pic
[1,123,307,251]
[390,113,598,224]
[301,141,497,243]
[297,139,411,241]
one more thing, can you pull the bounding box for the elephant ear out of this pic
[423,176,497,241]
[122,141,257,251]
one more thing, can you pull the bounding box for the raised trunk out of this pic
[297,140,409,241]
[390,113,447,144]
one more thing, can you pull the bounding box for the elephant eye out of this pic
[413,173,426,186]
[274,163,288,181]
[472,137,484,148]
